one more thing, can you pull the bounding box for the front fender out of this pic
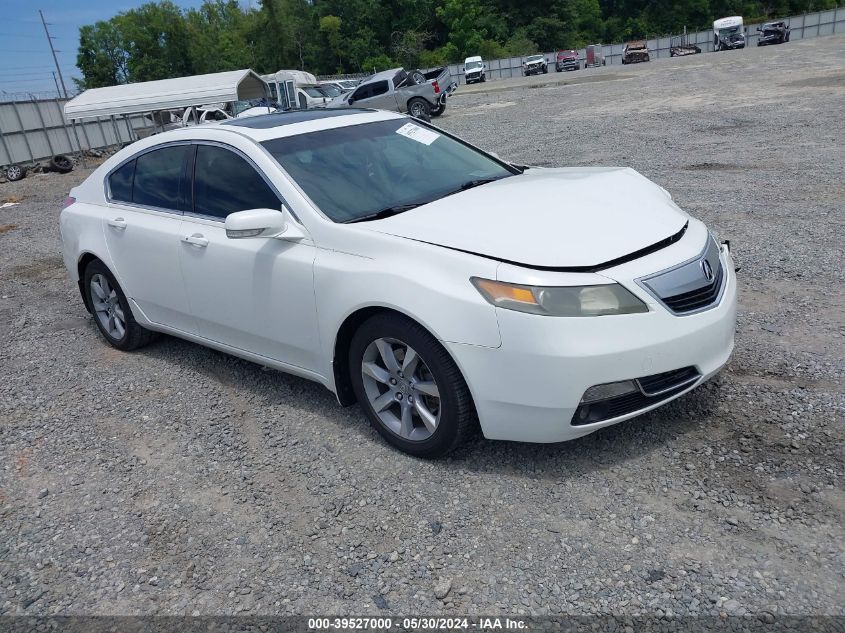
[313,238,502,383]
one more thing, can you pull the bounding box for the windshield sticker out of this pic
[396,122,440,145]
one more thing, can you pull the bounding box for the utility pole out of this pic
[51,72,61,98]
[39,9,68,99]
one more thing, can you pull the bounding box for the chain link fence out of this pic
[1,7,842,171]
[443,7,843,84]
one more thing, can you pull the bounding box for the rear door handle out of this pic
[182,233,209,248]
[107,218,127,230]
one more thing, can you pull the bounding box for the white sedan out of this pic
[60,109,737,457]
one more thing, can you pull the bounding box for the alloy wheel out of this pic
[90,273,126,340]
[361,337,441,441]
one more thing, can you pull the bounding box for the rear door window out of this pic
[370,81,389,97]
[108,159,135,202]
[132,145,190,210]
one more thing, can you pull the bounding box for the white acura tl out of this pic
[60,109,737,457]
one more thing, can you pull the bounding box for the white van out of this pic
[713,16,746,51]
[463,56,486,84]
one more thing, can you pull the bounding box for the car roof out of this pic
[148,108,406,143]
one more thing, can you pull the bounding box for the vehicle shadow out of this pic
[134,330,721,483]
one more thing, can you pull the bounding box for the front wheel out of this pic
[84,260,157,351]
[349,313,476,458]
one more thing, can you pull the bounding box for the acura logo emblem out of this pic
[701,259,714,282]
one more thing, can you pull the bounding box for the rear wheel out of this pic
[407,97,430,120]
[84,260,157,351]
[349,313,476,458]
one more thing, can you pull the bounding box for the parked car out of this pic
[585,45,606,68]
[622,41,651,64]
[327,67,456,118]
[59,108,737,457]
[556,50,580,71]
[757,21,790,45]
[522,54,548,76]
[319,80,355,94]
[714,16,746,50]
[463,56,486,84]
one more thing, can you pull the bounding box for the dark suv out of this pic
[556,50,580,71]
[757,21,790,46]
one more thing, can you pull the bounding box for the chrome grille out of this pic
[662,264,723,313]
[637,236,725,315]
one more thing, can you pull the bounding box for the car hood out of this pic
[367,167,689,269]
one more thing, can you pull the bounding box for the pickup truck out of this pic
[522,54,548,76]
[327,67,457,118]
[555,50,580,71]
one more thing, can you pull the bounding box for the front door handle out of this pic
[107,218,127,230]
[182,233,209,248]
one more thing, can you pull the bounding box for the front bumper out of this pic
[557,60,579,70]
[447,244,737,443]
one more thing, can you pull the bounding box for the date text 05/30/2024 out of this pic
[308,617,528,630]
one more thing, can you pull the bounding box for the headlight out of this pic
[471,278,648,317]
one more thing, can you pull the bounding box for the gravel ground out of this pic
[1,35,843,620]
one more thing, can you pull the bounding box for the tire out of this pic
[83,259,157,351]
[5,165,26,181]
[409,70,426,85]
[50,154,73,174]
[349,313,476,458]
[480,74,486,82]
[407,97,430,120]
[430,102,445,117]
[543,66,548,74]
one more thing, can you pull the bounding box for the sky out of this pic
[0,0,211,98]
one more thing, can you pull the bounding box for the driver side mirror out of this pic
[225,206,308,242]
[756,26,761,31]
[347,96,355,104]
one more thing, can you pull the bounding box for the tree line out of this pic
[76,0,836,88]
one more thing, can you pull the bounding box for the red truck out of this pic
[555,50,581,71]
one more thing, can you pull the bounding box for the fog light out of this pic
[580,380,638,404]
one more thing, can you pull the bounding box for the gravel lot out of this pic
[1,35,843,620]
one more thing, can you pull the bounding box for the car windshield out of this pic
[466,61,483,70]
[559,51,576,57]
[718,26,741,36]
[527,55,544,62]
[319,85,342,97]
[261,118,515,223]
[303,87,326,98]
